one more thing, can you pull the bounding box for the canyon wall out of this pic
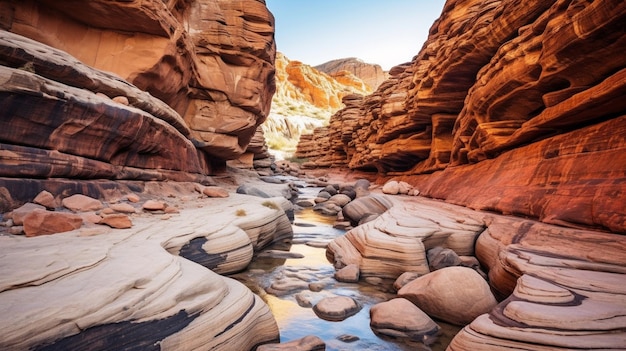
[263,52,373,158]
[297,0,626,234]
[0,0,276,203]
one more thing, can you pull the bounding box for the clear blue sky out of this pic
[265,0,447,70]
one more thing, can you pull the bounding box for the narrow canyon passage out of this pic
[232,182,461,351]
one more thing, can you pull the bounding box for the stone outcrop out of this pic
[296,0,626,233]
[0,0,276,194]
[326,196,485,280]
[0,191,293,350]
[449,215,626,350]
[315,57,389,91]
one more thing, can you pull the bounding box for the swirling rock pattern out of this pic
[296,0,626,233]
[448,216,626,350]
[326,196,485,279]
[0,194,293,350]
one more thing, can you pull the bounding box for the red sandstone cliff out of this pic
[296,0,626,234]
[264,52,373,158]
[0,0,276,206]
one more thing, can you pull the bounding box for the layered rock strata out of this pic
[449,215,626,350]
[0,193,293,350]
[0,0,276,188]
[326,196,485,279]
[326,195,626,349]
[296,0,626,233]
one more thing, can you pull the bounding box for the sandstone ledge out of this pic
[0,193,292,350]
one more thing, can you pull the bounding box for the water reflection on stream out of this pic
[232,186,460,350]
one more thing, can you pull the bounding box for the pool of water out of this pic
[231,188,461,350]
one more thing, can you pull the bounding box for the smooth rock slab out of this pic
[370,298,440,341]
[313,295,362,321]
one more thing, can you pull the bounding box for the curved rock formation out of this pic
[326,196,485,279]
[0,193,293,350]
[0,0,276,184]
[449,216,626,350]
[296,0,626,233]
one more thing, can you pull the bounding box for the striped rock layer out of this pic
[296,0,626,233]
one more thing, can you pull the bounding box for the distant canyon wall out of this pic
[297,0,626,233]
[0,0,276,197]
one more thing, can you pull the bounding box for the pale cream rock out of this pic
[0,193,292,349]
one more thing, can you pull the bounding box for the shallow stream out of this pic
[232,185,460,350]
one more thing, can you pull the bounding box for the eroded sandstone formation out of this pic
[0,0,276,192]
[296,0,626,234]
[0,192,293,350]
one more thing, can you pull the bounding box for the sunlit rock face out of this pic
[0,0,276,165]
[264,52,373,157]
[297,0,626,233]
[315,57,389,91]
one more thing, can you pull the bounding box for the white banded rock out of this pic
[327,197,484,279]
[0,193,292,349]
[448,216,626,350]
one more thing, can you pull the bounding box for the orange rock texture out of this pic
[0,0,276,184]
[297,0,626,233]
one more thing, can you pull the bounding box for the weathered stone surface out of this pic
[142,200,167,211]
[109,203,136,214]
[327,197,484,280]
[202,186,230,198]
[33,190,57,209]
[296,0,626,233]
[62,194,104,212]
[313,295,362,322]
[0,0,278,199]
[334,263,360,283]
[448,216,626,350]
[398,266,497,326]
[340,194,395,226]
[11,203,45,226]
[257,335,325,351]
[22,209,83,237]
[370,298,439,341]
[99,214,133,229]
[0,193,293,349]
